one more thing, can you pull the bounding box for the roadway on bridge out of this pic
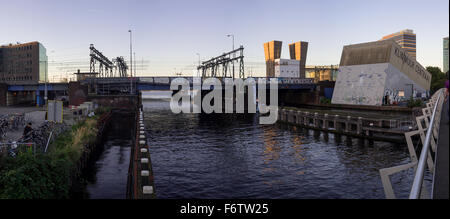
[433,98,449,199]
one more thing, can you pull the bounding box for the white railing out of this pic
[379,88,445,199]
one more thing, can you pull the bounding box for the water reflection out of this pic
[142,97,416,199]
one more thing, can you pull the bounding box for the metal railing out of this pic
[379,88,445,199]
[409,89,443,199]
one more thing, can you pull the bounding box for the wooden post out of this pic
[345,116,351,133]
[314,112,319,128]
[334,115,340,132]
[357,117,362,135]
[324,114,329,130]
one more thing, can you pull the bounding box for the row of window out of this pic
[0,75,33,81]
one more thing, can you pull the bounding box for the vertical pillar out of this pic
[324,114,329,129]
[357,117,363,135]
[334,115,340,132]
[345,116,351,133]
[314,112,319,128]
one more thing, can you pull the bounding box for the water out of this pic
[143,99,426,199]
[84,114,133,199]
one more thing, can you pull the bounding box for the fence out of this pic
[379,88,446,199]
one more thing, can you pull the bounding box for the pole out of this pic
[227,34,235,78]
[129,30,133,94]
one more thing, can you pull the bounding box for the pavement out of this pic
[433,98,449,199]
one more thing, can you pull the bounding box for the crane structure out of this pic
[197,46,245,79]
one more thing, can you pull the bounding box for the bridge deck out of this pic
[433,98,449,199]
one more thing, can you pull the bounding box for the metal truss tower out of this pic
[197,46,245,79]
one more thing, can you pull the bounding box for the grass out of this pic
[0,107,110,199]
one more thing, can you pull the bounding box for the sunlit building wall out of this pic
[381,29,416,59]
[0,41,47,85]
[263,40,282,77]
[288,41,308,78]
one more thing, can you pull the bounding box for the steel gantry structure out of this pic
[197,46,245,79]
[112,56,128,77]
[89,44,114,77]
[89,44,130,78]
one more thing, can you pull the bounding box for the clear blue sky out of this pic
[0,0,448,79]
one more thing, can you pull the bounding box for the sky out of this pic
[0,0,448,79]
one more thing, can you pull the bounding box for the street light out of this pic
[129,30,133,94]
[196,53,200,77]
[227,34,235,78]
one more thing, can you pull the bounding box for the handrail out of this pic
[409,90,443,199]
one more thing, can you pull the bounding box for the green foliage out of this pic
[320,98,332,104]
[0,152,71,199]
[0,116,101,199]
[95,106,111,116]
[407,98,424,108]
[427,66,447,94]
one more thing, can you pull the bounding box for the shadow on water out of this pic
[79,113,134,199]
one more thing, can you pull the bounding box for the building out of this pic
[288,41,308,78]
[381,29,416,59]
[263,40,282,77]
[444,37,449,73]
[0,41,47,85]
[264,40,309,78]
[332,40,431,106]
[274,59,300,77]
[305,65,339,82]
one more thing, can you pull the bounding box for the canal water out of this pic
[84,113,133,199]
[142,98,430,199]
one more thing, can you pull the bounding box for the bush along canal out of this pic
[0,107,112,199]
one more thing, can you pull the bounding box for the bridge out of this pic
[1,76,317,107]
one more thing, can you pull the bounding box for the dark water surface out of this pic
[85,114,133,199]
[142,100,428,199]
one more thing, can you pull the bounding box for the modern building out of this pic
[264,40,309,78]
[381,29,416,59]
[274,59,300,77]
[0,41,47,85]
[332,40,431,106]
[263,40,282,77]
[305,65,339,82]
[288,41,308,78]
[444,37,449,73]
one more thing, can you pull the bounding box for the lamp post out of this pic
[196,53,201,77]
[227,34,234,78]
[129,30,133,94]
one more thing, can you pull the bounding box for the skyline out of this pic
[0,0,449,79]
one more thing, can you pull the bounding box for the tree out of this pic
[426,66,447,95]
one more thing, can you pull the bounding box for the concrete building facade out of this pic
[288,41,308,78]
[332,40,431,106]
[274,59,300,78]
[0,41,47,85]
[444,37,449,73]
[263,40,282,77]
[381,29,416,59]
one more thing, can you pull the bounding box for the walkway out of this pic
[433,98,449,199]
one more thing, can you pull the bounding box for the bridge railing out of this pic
[379,88,446,199]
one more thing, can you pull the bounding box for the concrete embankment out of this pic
[127,108,156,199]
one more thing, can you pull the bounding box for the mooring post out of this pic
[357,117,363,135]
[346,116,351,133]
[314,113,319,128]
[324,114,329,130]
[334,115,340,132]
[304,112,309,126]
